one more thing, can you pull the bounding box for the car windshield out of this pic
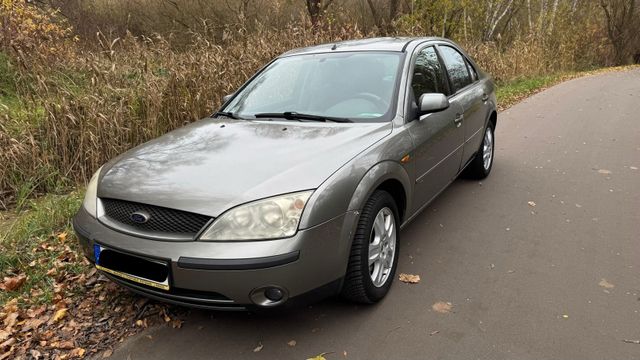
[223,52,403,122]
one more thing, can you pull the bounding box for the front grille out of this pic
[101,198,212,237]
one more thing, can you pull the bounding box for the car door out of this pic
[405,45,465,211]
[436,45,486,166]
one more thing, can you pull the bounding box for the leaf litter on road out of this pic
[399,273,421,284]
[432,302,453,314]
[253,342,264,352]
[599,278,615,289]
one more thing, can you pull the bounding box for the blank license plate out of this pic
[94,244,170,291]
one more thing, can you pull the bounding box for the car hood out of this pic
[98,118,392,217]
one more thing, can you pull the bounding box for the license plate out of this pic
[94,244,170,291]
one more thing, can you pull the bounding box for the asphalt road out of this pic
[109,68,640,360]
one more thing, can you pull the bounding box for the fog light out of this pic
[264,287,284,301]
[249,285,288,307]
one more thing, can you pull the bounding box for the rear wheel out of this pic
[463,122,495,179]
[341,190,399,304]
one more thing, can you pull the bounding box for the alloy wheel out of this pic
[368,207,397,287]
[483,127,493,170]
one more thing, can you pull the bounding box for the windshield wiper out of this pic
[213,111,240,119]
[253,112,353,123]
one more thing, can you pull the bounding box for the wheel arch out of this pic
[488,110,497,127]
[348,161,411,223]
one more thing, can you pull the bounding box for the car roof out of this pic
[281,37,446,57]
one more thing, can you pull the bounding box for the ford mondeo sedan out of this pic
[73,37,497,310]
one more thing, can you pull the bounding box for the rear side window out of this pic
[411,46,448,102]
[438,46,472,93]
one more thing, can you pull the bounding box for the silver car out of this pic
[73,37,497,310]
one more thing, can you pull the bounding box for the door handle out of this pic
[454,114,464,127]
[482,93,489,102]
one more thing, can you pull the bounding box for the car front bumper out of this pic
[72,206,359,310]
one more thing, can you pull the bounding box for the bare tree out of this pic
[484,0,516,40]
[600,0,638,64]
[548,0,559,32]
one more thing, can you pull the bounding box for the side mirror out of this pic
[419,93,449,115]
[222,94,233,103]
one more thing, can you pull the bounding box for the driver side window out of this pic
[411,46,448,103]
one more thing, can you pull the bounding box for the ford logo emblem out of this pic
[130,211,150,224]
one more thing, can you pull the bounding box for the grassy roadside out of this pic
[496,65,640,110]
[0,193,83,306]
[0,193,179,358]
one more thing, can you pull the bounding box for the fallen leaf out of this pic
[30,349,42,359]
[562,314,569,319]
[630,166,638,170]
[287,340,297,347]
[527,201,536,207]
[429,330,440,336]
[599,278,615,289]
[0,330,9,342]
[71,348,86,357]
[253,342,263,352]
[597,169,611,174]
[399,273,420,284]
[51,308,67,323]
[57,232,68,242]
[1,274,26,291]
[432,301,453,314]
[102,349,113,358]
[171,319,183,329]
[26,305,46,318]
[4,312,18,329]
[623,339,640,344]
[57,340,75,349]
[22,318,46,332]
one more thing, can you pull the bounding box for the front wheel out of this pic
[341,190,399,304]
[463,123,495,179]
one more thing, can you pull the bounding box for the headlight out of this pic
[82,166,103,218]
[199,190,313,241]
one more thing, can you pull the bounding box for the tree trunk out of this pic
[548,0,560,33]
[389,0,399,20]
[600,0,638,65]
[305,0,334,27]
[366,0,382,29]
[306,0,321,26]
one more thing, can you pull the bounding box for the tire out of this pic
[341,190,400,304]
[463,122,495,179]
